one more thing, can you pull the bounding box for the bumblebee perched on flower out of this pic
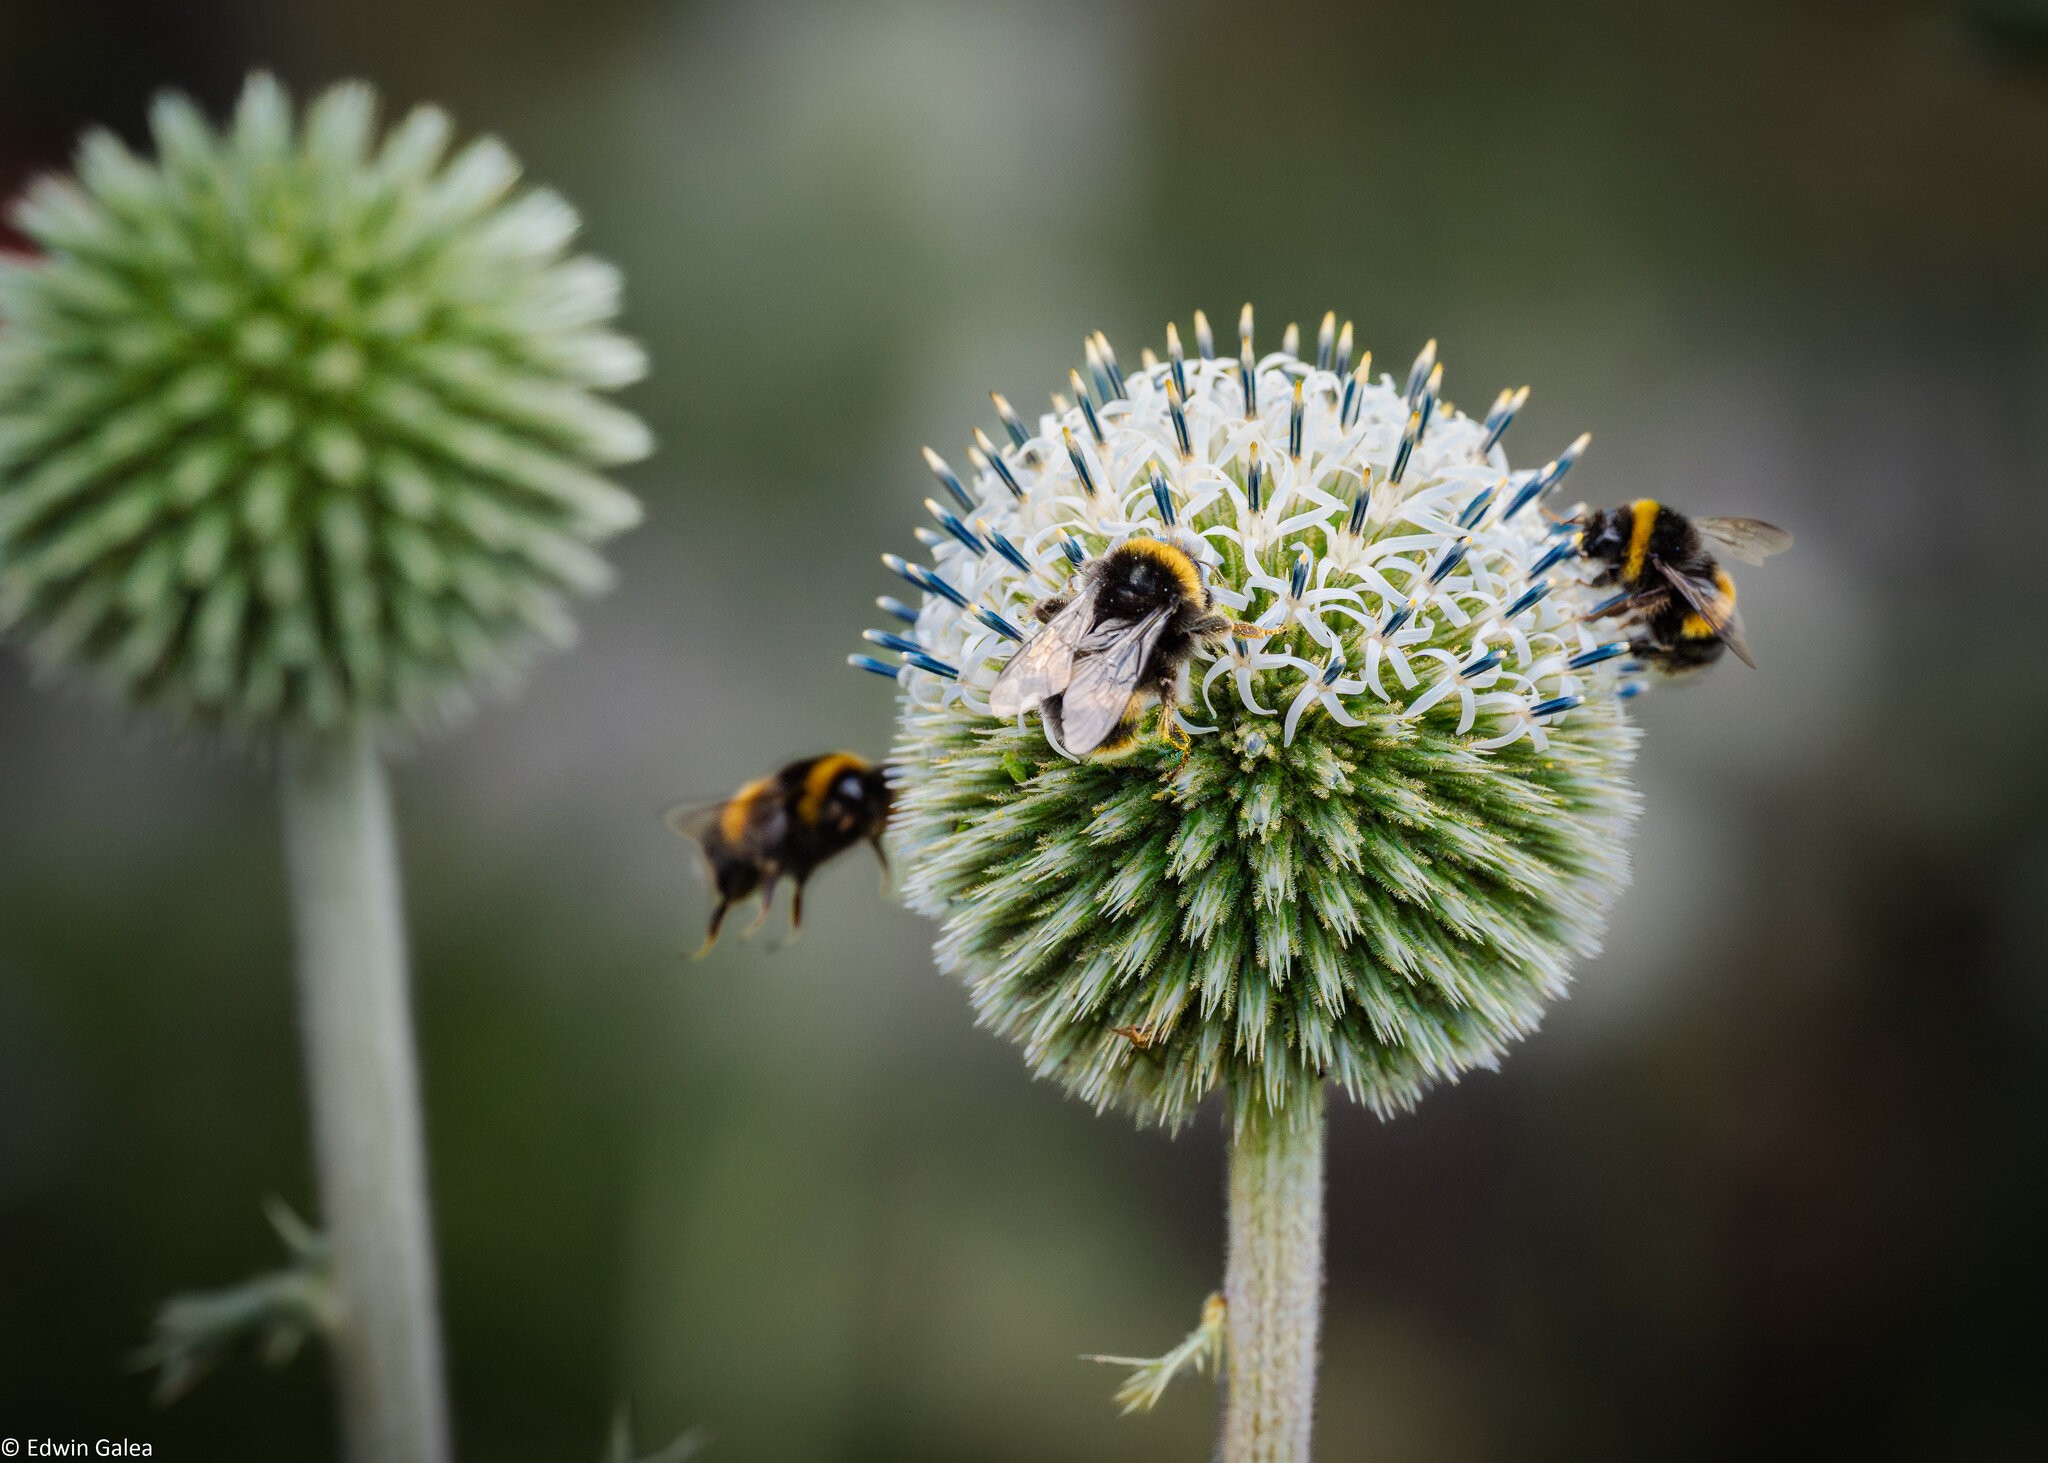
[667,753,892,955]
[988,532,1256,759]
[1577,499,1792,673]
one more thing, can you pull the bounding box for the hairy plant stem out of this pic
[281,729,451,1463]
[1220,1085,1325,1463]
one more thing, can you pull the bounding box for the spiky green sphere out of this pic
[864,312,1641,1126]
[0,74,649,735]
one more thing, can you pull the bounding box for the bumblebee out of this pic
[988,532,1255,758]
[1577,499,1792,672]
[667,753,892,956]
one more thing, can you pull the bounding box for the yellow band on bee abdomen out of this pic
[1624,499,1660,584]
[797,752,868,826]
[719,776,776,841]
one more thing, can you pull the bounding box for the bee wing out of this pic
[1056,605,1172,754]
[665,783,788,851]
[1693,517,1793,566]
[1654,557,1756,668]
[989,582,1099,718]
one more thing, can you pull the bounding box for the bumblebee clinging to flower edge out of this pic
[667,753,892,957]
[1575,499,1793,673]
[989,532,1262,759]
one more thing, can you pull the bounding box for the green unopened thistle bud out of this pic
[863,314,1641,1129]
[0,73,648,735]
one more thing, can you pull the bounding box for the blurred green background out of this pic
[4,0,2047,1457]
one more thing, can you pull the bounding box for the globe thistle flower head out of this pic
[862,310,1642,1128]
[0,73,649,736]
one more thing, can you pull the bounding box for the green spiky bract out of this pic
[0,73,647,736]
[898,696,1635,1128]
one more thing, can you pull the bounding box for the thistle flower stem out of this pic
[1220,1086,1325,1463]
[280,729,451,1463]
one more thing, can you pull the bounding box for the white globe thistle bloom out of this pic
[858,309,1643,1129]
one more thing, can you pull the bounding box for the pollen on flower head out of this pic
[858,309,1642,1127]
[0,73,649,736]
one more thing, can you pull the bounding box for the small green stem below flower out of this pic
[1220,1085,1325,1463]
[282,729,450,1463]
[1083,1291,1227,1413]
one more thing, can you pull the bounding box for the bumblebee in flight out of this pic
[667,753,892,956]
[1577,500,1793,673]
[989,533,1255,759]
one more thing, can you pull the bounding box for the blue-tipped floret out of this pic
[1069,370,1106,446]
[1457,486,1497,529]
[1530,536,1581,577]
[1166,321,1189,398]
[1547,432,1591,490]
[1061,533,1086,567]
[1585,590,1636,621]
[1093,332,1126,399]
[1404,338,1437,405]
[991,391,1029,448]
[1504,581,1552,619]
[904,649,961,680]
[1567,641,1631,671]
[978,522,1033,574]
[1288,378,1305,461]
[967,604,1024,640]
[864,628,923,656]
[1239,339,1258,419]
[1426,537,1472,585]
[882,553,970,609]
[1246,446,1266,513]
[1167,377,1193,460]
[1062,427,1100,497]
[972,430,1025,500]
[1530,694,1584,719]
[1480,385,1530,456]
[1334,321,1356,377]
[1149,463,1175,525]
[1379,598,1418,637]
[1346,485,1370,537]
[1389,410,1421,485]
[1193,309,1216,359]
[1083,340,1113,404]
[1458,647,1504,680]
[1315,312,1337,371]
[1290,544,1312,599]
[1501,470,1550,522]
[848,653,903,680]
[1415,365,1441,442]
[877,595,920,624]
[922,446,974,513]
[925,499,986,555]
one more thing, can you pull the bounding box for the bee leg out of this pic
[869,835,891,893]
[1155,705,1194,767]
[1227,621,1276,639]
[691,901,733,961]
[1576,590,1660,625]
[738,880,777,939]
[1031,591,1074,624]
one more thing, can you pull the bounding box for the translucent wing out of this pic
[1056,606,1172,754]
[1693,517,1792,566]
[989,582,1099,718]
[665,779,787,853]
[1655,558,1756,668]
